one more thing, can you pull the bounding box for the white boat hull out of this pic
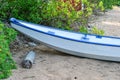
[10,18,120,62]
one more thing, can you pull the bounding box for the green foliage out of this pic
[91,27,104,36]
[3,27,17,44]
[79,26,88,34]
[98,1,104,11]
[41,0,104,32]
[41,0,79,30]
[104,0,120,9]
[90,0,120,9]
[78,26,104,35]
[0,0,45,23]
[0,0,105,35]
[0,22,17,79]
[115,0,120,6]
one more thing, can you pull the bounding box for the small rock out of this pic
[74,76,77,79]
[28,42,37,47]
[25,44,29,47]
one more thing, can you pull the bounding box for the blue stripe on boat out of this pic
[10,18,120,47]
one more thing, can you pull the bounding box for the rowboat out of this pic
[10,18,120,62]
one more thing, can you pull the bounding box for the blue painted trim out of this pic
[10,18,120,47]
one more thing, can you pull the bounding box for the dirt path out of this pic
[5,6,120,80]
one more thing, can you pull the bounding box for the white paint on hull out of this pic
[11,22,120,61]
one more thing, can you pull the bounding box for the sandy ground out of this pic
[5,6,120,80]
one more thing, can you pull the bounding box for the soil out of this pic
[5,6,120,80]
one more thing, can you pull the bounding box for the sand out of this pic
[5,6,120,80]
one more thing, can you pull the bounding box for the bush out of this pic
[91,27,104,36]
[89,0,120,9]
[0,0,105,35]
[41,0,80,30]
[0,22,17,79]
[0,0,46,23]
[41,0,104,30]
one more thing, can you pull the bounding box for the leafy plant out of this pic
[78,26,104,35]
[41,0,104,32]
[79,26,88,33]
[90,0,120,9]
[91,27,104,36]
[41,0,76,30]
[0,0,46,23]
[102,0,120,9]
[0,22,17,79]
[0,0,105,36]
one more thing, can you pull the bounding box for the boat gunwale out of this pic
[10,18,120,47]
